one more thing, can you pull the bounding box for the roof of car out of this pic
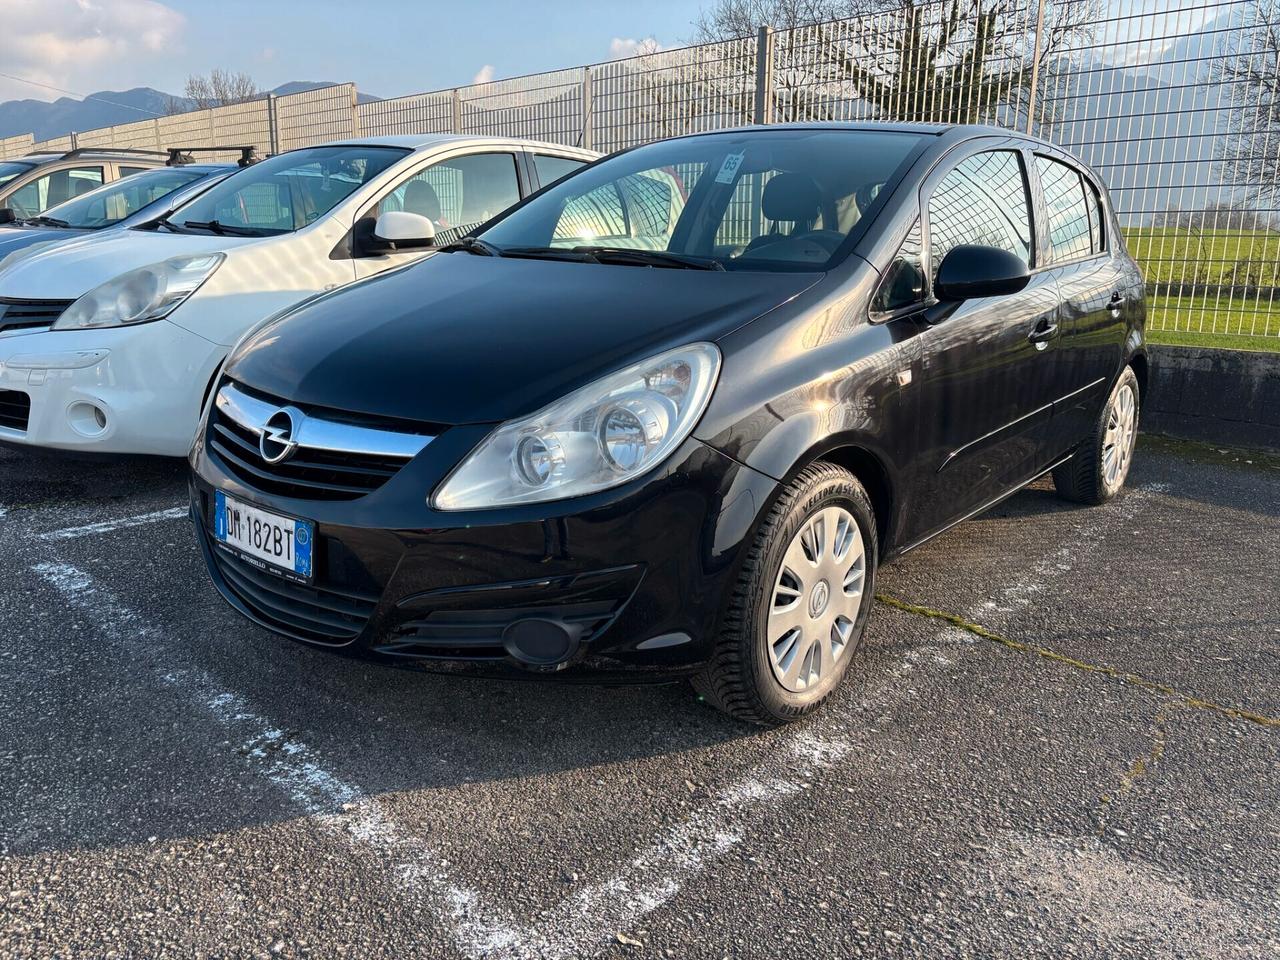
[309,133,596,155]
[665,120,1056,147]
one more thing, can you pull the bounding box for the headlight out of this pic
[433,342,721,511]
[53,254,225,330]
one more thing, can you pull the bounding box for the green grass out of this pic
[1120,227,1280,352]
[1123,227,1280,287]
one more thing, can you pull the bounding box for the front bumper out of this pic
[190,426,778,681]
[0,321,224,456]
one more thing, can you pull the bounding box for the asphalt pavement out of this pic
[1,435,1277,959]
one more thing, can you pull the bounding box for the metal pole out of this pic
[451,88,463,133]
[754,25,775,125]
[1024,0,1047,135]
[267,93,280,155]
[581,66,593,150]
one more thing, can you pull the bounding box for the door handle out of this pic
[1107,293,1125,314]
[1028,316,1059,345]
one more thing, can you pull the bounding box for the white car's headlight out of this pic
[433,342,721,511]
[53,254,225,330]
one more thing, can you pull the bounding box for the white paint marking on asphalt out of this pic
[39,505,188,541]
[33,560,855,959]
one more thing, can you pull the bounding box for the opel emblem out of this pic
[259,408,301,464]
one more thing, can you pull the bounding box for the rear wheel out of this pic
[695,462,878,726]
[1053,365,1140,505]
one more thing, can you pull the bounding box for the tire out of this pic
[694,462,879,726]
[1053,365,1140,505]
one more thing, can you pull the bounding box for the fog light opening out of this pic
[67,401,109,438]
[502,617,580,668]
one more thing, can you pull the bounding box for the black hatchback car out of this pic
[189,123,1145,725]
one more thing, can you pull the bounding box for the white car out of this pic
[0,135,596,455]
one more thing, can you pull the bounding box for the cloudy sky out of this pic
[0,0,697,104]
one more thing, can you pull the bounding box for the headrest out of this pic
[762,173,821,223]
[403,180,442,222]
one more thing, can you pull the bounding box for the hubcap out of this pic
[1102,382,1137,491]
[768,506,866,693]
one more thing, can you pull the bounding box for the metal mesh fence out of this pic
[2,1,1277,344]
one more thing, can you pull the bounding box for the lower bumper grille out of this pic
[210,543,378,643]
[0,389,31,431]
[384,600,621,661]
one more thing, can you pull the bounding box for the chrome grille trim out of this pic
[215,381,433,461]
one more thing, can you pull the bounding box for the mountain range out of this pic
[0,82,380,142]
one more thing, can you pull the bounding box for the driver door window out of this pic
[927,150,1032,283]
[376,152,520,247]
[7,165,104,217]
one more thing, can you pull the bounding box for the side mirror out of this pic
[934,244,1030,302]
[0,208,15,225]
[368,210,435,253]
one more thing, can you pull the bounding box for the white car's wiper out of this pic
[24,215,72,229]
[574,246,726,271]
[181,219,264,237]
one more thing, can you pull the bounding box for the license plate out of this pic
[213,490,314,583]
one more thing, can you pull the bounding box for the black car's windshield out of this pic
[478,129,925,272]
[171,145,407,236]
[40,167,208,229]
[0,161,34,191]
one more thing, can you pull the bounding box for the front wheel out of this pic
[1053,365,1140,505]
[695,462,878,726]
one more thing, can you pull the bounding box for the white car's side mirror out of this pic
[370,210,436,252]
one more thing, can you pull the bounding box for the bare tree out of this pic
[1215,0,1280,208]
[182,69,261,110]
[692,0,1096,127]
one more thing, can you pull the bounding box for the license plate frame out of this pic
[213,490,315,584]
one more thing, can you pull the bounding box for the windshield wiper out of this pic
[501,245,600,263]
[179,219,263,237]
[24,215,71,229]
[438,237,504,257]
[573,246,725,271]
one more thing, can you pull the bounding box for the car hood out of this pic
[227,253,821,426]
[0,228,252,299]
[0,225,91,266]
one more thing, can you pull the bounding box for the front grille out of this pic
[0,298,73,335]
[210,544,378,643]
[0,389,31,431]
[383,600,621,661]
[208,381,433,502]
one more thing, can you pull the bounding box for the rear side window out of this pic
[927,150,1032,282]
[1035,156,1097,262]
[533,154,586,188]
[5,165,104,218]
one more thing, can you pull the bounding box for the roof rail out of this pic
[56,147,170,161]
[166,145,259,168]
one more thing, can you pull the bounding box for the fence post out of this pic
[754,25,775,125]
[581,66,594,150]
[267,93,280,155]
[70,131,79,150]
[1024,0,1047,135]
[451,88,463,133]
[350,84,362,137]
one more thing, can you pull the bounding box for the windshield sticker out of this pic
[714,152,745,185]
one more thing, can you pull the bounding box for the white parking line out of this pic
[38,505,188,541]
[31,559,851,959]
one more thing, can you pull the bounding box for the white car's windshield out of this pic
[170,145,408,237]
[0,161,35,191]
[38,168,209,229]
[477,128,926,272]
